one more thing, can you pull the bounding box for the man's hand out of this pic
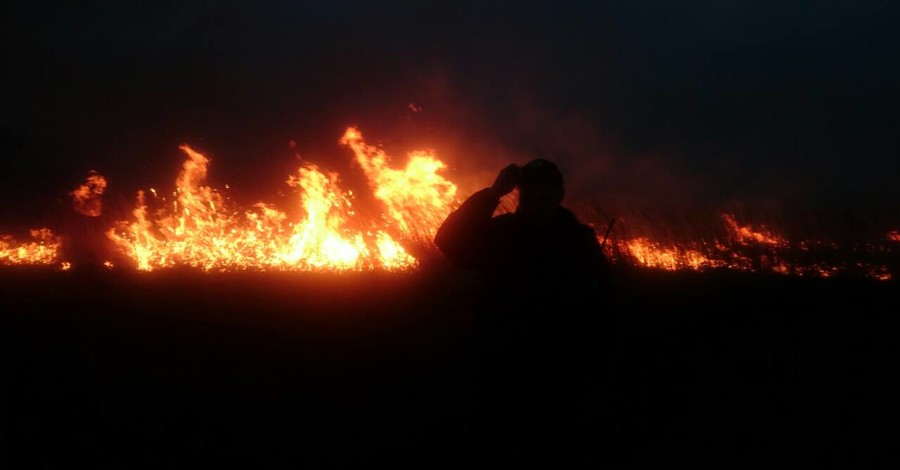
[490,164,520,198]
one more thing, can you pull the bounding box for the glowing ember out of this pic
[108,128,457,271]
[888,230,900,242]
[0,228,62,266]
[71,171,108,217]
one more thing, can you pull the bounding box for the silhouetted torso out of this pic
[435,186,613,463]
[436,187,608,299]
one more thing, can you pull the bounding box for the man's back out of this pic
[434,187,612,464]
[434,186,608,298]
[482,206,606,291]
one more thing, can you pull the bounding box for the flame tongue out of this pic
[340,127,458,241]
[108,128,457,271]
[3,126,892,280]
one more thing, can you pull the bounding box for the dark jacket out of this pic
[435,187,612,359]
[435,188,609,296]
[434,189,612,470]
[435,187,614,430]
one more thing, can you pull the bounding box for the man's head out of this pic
[518,158,565,208]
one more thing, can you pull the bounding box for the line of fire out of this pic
[1,127,897,280]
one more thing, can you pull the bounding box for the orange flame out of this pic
[0,126,893,280]
[0,228,62,266]
[108,128,457,271]
[721,214,787,247]
[609,214,781,272]
[620,238,727,271]
[340,127,458,240]
[603,213,894,280]
[71,171,107,217]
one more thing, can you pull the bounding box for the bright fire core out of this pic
[108,127,457,271]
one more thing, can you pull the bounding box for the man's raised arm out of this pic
[433,164,519,270]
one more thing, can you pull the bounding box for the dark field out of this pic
[2,261,898,468]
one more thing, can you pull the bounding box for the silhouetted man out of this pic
[434,158,612,464]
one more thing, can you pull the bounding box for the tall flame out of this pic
[340,127,458,240]
[107,129,457,271]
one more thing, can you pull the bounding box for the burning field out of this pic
[2,127,898,279]
[1,128,898,468]
[5,0,899,465]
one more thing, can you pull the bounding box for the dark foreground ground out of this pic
[1,260,898,468]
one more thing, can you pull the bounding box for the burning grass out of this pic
[580,207,897,281]
[0,127,897,280]
[0,228,63,267]
[107,128,455,272]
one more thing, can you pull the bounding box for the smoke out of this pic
[358,69,706,212]
[2,0,896,242]
[354,69,898,243]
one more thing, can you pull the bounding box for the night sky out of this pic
[2,1,898,229]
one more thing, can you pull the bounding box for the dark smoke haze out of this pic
[2,1,898,232]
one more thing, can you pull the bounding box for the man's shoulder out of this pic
[556,207,599,237]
